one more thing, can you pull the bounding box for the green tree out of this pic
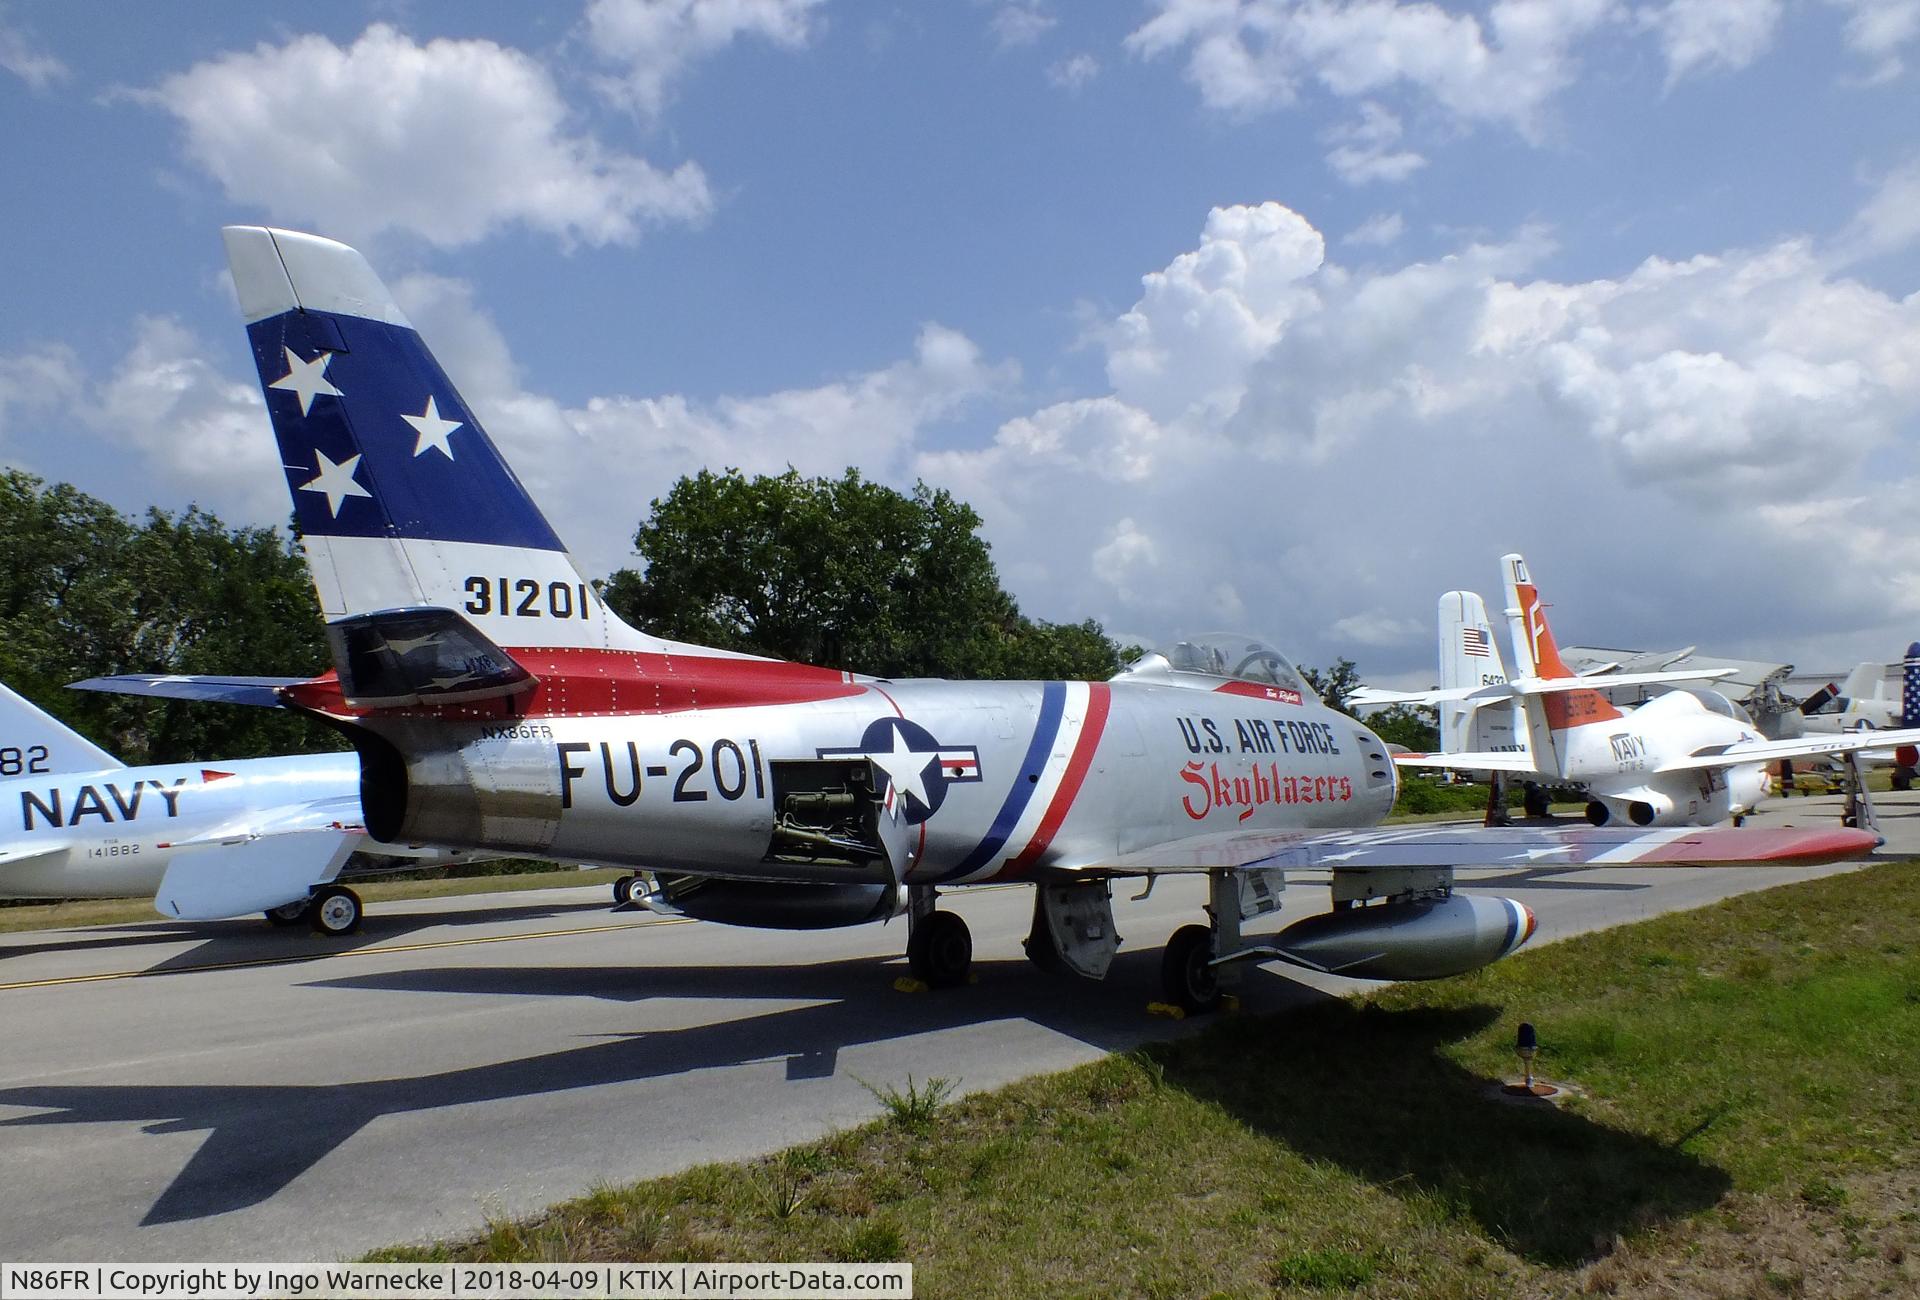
[1299,657,1362,715]
[1360,703,1440,751]
[0,470,336,763]
[601,467,1130,680]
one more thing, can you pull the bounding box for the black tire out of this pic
[613,874,637,906]
[1522,783,1550,819]
[265,900,308,927]
[906,910,972,988]
[308,885,362,936]
[1162,924,1221,1014]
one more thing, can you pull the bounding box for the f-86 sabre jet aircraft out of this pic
[84,228,1879,1011]
[1356,554,1920,832]
[0,679,459,932]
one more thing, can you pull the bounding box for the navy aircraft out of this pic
[1357,556,1920,832]
[85,228,1878,1010]
[0,678,467,931]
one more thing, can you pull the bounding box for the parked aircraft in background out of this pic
[0,680,472,932]
[84,228,1880,1010]
[1357,556,1920,831]
[1800,649,1919,737]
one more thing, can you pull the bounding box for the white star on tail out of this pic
[268,348,343,416]
[299,449,373,517]
[403,395,462,459]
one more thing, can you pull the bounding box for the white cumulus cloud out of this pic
[915,199,1920,669]
[145,24,712,250]
[390,276,1020,577]
[1639,0,1781,83]
[64,317,285,522]
[990,2,1057,48]
[585,0,824,114]
[1826,0,1920,81]
[1048,53,1100,90]
[1128,0,1617,140]
[0,8,65,89]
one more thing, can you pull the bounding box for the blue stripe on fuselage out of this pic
[938,681,1066,881]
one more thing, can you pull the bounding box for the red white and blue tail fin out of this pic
[222,226,672,657]
[1903,643,1920,730]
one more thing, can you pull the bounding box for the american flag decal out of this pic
[1462,627,1492,658]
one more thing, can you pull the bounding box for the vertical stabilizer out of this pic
[1903,643,1920,730]
[0,683,121,773]
[1436,591,1520,755]
[221,225,669,656]
[1500,553,1617,770]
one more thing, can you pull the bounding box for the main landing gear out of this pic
[905,886,972,988]
[262,884,364,936]
[612,873,641,906]
[1161,924,1222,1014]
[1159,871,1247,1014]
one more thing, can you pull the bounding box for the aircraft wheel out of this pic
[907,910,972,988]
[1522,783,1550,819]
[265,900,308,927]
[308,885,362,937]
[613,874,638,906]
[1162,924,1221,1014]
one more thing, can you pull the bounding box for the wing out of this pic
[159,795,366,850]
[1087,822,1878,875]
[1655,727,1920,773]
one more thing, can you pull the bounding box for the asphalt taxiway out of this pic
[0,792,1912,1261]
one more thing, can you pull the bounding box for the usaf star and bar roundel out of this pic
[817,718,982,825]
[246,309,565,552]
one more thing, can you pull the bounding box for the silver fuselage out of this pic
[366,675,1398,885]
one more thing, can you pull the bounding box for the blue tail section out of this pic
[226,228,562,552]
[1903,642,1920,730]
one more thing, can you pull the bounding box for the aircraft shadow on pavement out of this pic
[0,948,1729,1255]
[0,948,1317,1226]
[1152,1000,1730,1266]
[0,895,615,970]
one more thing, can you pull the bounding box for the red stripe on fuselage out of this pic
[997,683,1112,879]
[283,646,867,720]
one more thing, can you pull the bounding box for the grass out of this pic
[0,867,625,934]
[370,861,1920,1297]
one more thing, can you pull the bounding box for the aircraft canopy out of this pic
[1122,633,1316,697]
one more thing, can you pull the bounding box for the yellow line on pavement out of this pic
[0,916,693,992]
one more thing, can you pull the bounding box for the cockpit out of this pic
[1116,632,1317,698]
[1676,686,1756,726]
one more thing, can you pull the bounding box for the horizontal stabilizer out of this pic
[154,830,357,920]
[1355,667,1735,709]
[1391,750,1542,773]
[1092,822,1879,875]
[1656,726,1920,773]
[68,675,304,707]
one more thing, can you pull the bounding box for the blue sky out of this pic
[1,0,1917,682]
